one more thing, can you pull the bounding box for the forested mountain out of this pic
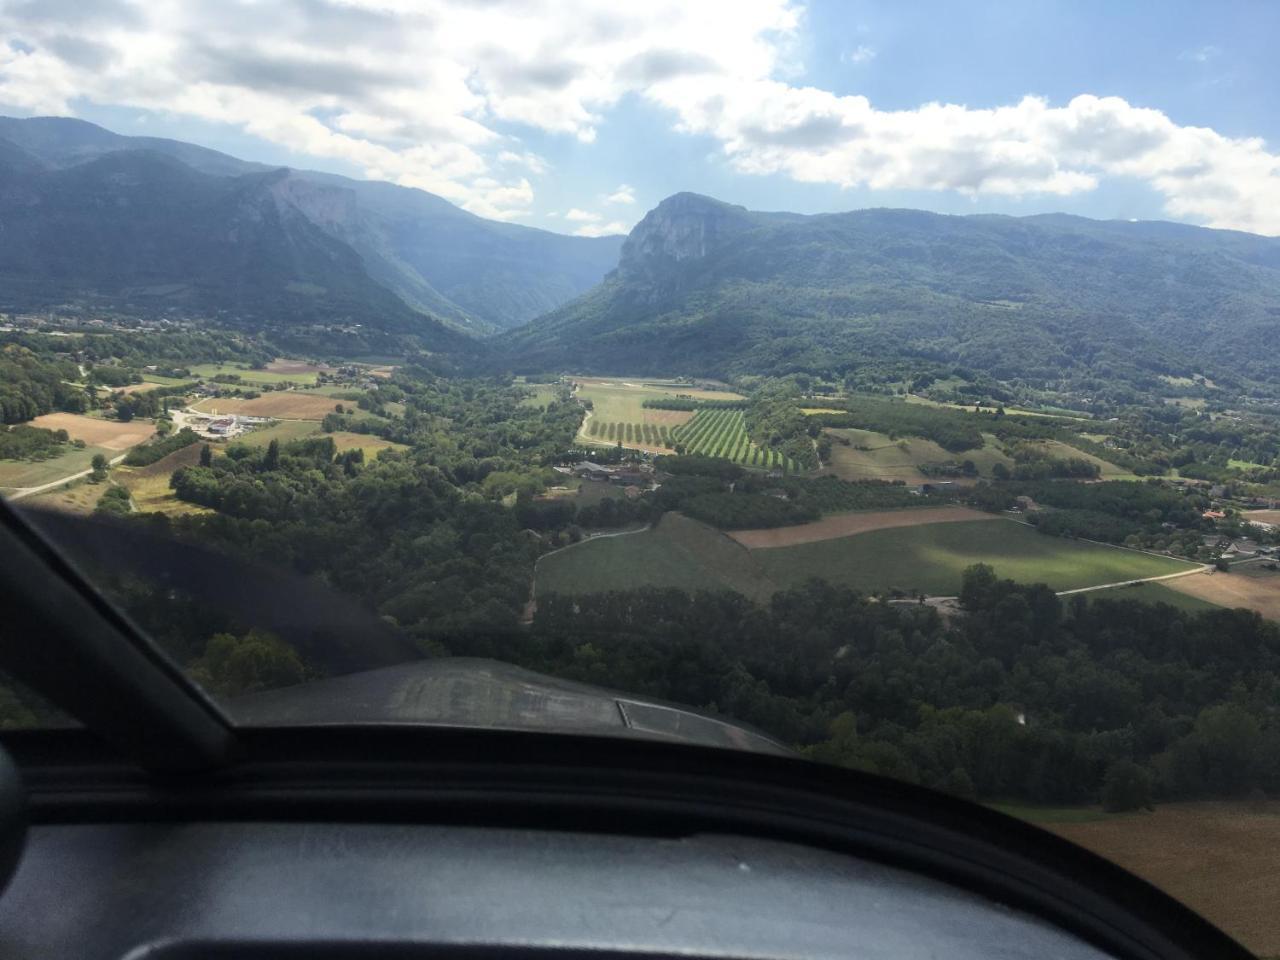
[502,193,1280,390]
[0,117,623,335]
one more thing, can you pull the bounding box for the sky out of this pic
[1,0,1278,237]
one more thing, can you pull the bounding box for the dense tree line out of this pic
[123,428,200,466]
[642,397,748,411]
[507,567,1280,807]
[0,344,86,423]
[0,424,70,461]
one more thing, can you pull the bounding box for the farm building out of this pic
[1202,510,1226,520]
[609,470,649,486]
[207,417,238,436]
[573,461,615,479]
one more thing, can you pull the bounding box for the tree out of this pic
[1101,760,1153,812]
[959,563,998,610]
[199,444,212,468]
[89,453,109,482]
[189,630,305,696]
[263,439,280,471]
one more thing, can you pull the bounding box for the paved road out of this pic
[6,452,129,502]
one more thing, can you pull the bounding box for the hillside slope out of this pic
[0,116,623,334]
[0,147,473,350]
[502,193,1280,390]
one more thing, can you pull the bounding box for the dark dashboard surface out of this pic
[0,821,1112,960]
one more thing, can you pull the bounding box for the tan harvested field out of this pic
[1245,509,1280,525]
[112,382,161,395]
[642,409,694,427]
[1051,801,1280,957]
[727,505,1000,549]
[192,393,336,420]
[29,413,154,451]
[1164,568,1280,620]
[22,478,108,515]
[265,359,327,374]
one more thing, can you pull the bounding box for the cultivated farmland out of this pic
[0,443,112,492]
[752,519,1194,596]
[672,409,797,470]
[191,392,337,420]
[573,377,747,456]
[1163,564,1280,620]
[536,511,1194,601]
[728,505,997,549]
[1047,801,1280,957]
[188,361,320,386]
[536,513,775,602]
[28,412,154,450]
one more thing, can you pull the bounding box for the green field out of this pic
[233,420,321,447]
[0,443,114,491]
[754,520,1193,596]
[574,377,743,424]
[990,803,1123,825]
[536,514,1196,601]
[823,428,1013,482]
[537,513,775,601]
[188,362,319,386]
[519,384,562,409]
[1085,581,1221,612]
[1019,438,1131,479]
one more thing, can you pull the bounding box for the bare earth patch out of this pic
[192,393,337,420]
[28,413,154,451]
[728,505,1000,549]
[1244,509,1280,525]
[111,382,161,395]
[1164,568,1280,620]
[265,359,327,374]
[1052,801,1280,957]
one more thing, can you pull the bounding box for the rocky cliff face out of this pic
[617,192,757,283]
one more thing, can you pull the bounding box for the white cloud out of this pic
[0,0,799,221]
[573,220,629,237]
[0,1,1276,234]
[648,78,1280,234]
[842,45,875,65]
[1180,44,1222,63]
[603,183,636,204]
[564,208,602,222]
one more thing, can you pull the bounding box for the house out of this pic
[207,417,237,436]
[609,470,649,486]
[572,461,614,479]
[1202,510,1226,520]
[1014,495,1038,512]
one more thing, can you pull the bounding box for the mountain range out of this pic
[501,192,1280,391]
[3,118,1280,393]
[0,116,623,344]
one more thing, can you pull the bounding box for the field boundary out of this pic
[730,505,999,549]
